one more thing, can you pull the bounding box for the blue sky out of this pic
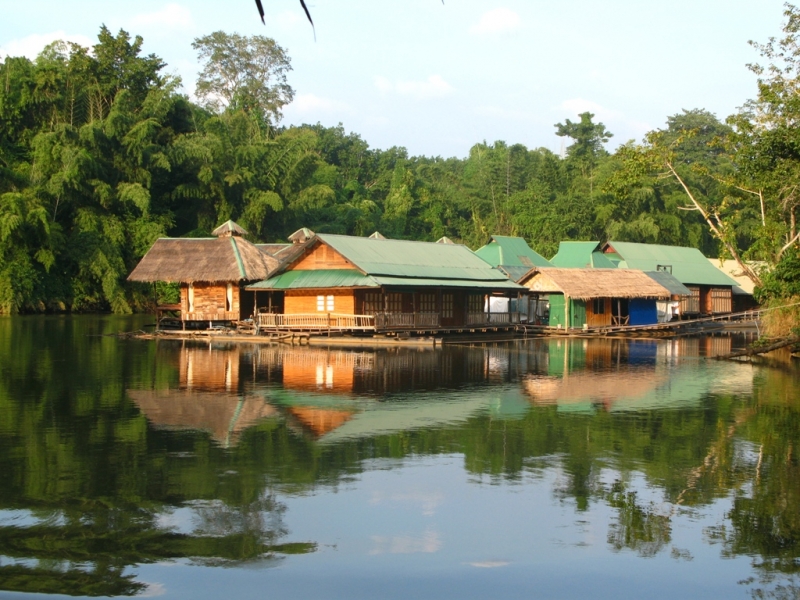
[0,0,787,158]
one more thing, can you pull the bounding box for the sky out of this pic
[0,0,788,159]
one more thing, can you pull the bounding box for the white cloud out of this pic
[370,530,441,555]
[130,3,194,32]
[470,8,521,35]
[374,75,454,99]
[287,93,350,115]
[0,31,94,60]
[469,561,510,568]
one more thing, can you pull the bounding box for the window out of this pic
[364,292,382,313]
[386,293,402,313]
[467,294,482,313]
[419,293,436,312]
[442,293,454,318]
[226,283,233,312]
[592,298,605,314]
[188,284,195,312]
[317,295,335,312]
[656,264,673,274]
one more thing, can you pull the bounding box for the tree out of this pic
[192,32,294,128]
[555,111,613,196]
[726,3,800,265]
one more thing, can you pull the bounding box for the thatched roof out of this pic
[288,227,315,244]
[520,268,675,299]
[128,236,280,283]
[128,389,277,447]
[212,220,248,237]
[256,243,292,256]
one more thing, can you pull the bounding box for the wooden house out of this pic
[600,242,738,315]
[707,258,761,312]
[247,232,525,334]
[519,267,690,328]
[549,241,738,316]
[128,221,279,328]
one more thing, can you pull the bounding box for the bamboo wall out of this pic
[180,282,240,321]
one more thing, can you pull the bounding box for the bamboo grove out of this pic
[2,9,800,314]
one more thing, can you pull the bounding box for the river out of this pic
[1,315,798,599]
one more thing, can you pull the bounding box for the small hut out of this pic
[128,220,279,327]
[519,268,689,328]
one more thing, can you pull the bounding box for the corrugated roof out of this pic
[128,237,280,283]
[248,270,523,291]
[498,265,534,282]
[317,234,513,282]
[474,235,553,269]
[249,270,378,290]
[549,241,616,269]
[643,271,692,296]
[520,268,676,299]
[371,276,523,290]
[604,241,738,286]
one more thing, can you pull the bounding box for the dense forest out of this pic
[1,8,800,314]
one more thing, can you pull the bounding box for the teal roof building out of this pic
[474,235,553,282]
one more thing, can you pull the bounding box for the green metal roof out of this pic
[317,234,514,282]
[248,270,378,290]
[474,235,553,270]
[498,265,535,283]
[371,276,523,290]
[605,241,738,286]
[643,271,692,296]
[248,269,524,291]
[549,242,616,268]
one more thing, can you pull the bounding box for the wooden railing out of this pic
[467,312,522,325]
[256,311,523,332]
[257,313,375,331]
[374,312,440,329]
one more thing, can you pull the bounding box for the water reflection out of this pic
[1,317,799,599]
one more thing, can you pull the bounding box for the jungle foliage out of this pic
[2,10,800,313]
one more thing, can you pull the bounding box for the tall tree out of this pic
[192,32,294,128]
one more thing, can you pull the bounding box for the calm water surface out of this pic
[1,316,799,599]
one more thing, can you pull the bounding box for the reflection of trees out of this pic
[0,500,314,596]
[606,483,671,557]
[3,318,800,595]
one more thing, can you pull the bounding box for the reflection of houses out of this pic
[524,337,753,412]
[129,389,277,447]
[519,268,689,328]
[129,343,277,447]
[248,231,525,334]
[264,346,530,440]
[128,221,279,328]
[550,241,738,316]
